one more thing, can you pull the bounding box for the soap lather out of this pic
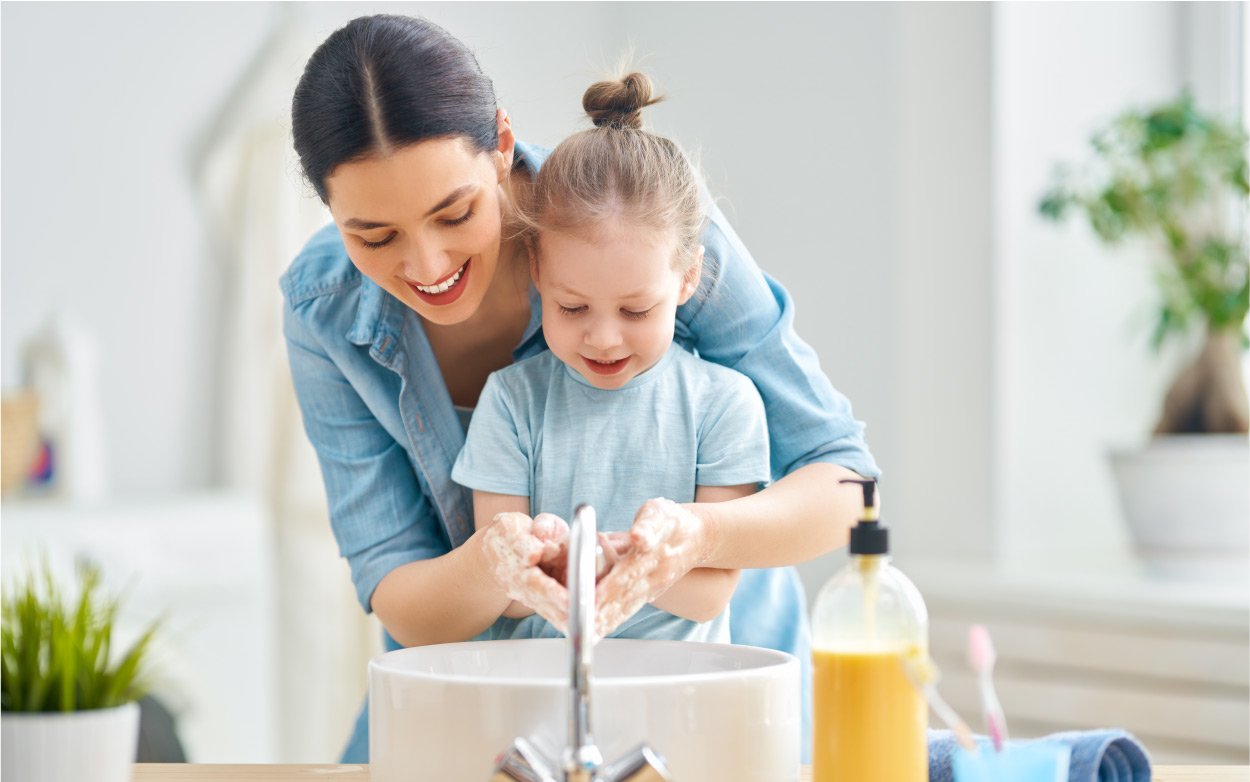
[492,504,673,782]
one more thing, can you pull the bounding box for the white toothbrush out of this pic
[901,648,977,751]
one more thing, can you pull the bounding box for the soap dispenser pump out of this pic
[810,479,929,782]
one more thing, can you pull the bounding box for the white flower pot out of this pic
[1110,434,1250,576]
[1,701,139,782]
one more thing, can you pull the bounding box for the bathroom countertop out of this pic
[131,765,1249,780]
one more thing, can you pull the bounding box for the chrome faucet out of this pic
[491,505,672,782]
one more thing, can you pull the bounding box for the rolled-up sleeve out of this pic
[680,203,880,481]
[283,297,449,612]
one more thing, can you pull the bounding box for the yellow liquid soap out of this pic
[812,647,928,782]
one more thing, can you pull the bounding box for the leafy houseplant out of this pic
[1039,91,1249,435]
[1,561,159,782]
[1038,92,1249,567]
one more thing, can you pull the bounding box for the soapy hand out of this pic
[481,512,571,632]
[593,498,711,639]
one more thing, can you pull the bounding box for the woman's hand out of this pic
[481,511,571,632]
[592,498,715,639]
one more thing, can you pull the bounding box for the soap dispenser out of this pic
[810,479,929,782]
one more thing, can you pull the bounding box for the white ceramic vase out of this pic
[1110,434,1250,576]
[1,701,139,782]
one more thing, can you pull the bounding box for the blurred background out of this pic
[2,0,1246,766]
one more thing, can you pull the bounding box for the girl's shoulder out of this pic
[670,347,759,401]
[483,350,564,401]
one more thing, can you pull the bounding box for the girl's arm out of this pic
[474,491,540,619]
[646,484,747,622]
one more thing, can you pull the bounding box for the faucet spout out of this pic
[491,504,673,782]
[563,504,603,780]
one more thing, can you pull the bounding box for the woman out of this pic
[282,14,879,762]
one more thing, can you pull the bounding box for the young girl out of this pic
[452,73,771,643]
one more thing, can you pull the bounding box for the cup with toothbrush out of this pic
[945,624,1072,782]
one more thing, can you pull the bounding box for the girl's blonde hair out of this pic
[518,72,706,270]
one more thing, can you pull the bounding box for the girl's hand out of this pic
[592,498,713,639]
[481,512,571,632]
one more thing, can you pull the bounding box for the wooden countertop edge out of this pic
[131,764,1250,781]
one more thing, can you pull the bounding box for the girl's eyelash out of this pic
[361,233,396,249]
[558,305,653,318]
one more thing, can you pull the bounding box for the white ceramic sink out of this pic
[369,637,799,780]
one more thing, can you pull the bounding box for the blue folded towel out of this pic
[929,728,1152,782]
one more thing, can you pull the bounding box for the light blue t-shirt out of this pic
[452,343,770,643]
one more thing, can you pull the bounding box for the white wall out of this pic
[994,2,1191,565]
[1,2,274,495]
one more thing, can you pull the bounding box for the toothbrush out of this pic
[901,648,977,752]
[968,624,1009,752]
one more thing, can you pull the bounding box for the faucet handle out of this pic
[597,745,673,782]
[491,737,558,782]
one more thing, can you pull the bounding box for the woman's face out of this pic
[325,134,512,326]
[533,221,700,390]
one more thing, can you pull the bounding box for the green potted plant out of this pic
[1039,91,1249,569]
[1,560,159,782]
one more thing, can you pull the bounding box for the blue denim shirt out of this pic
[280,141,879,762]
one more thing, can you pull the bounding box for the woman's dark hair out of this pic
[291,15,498,202]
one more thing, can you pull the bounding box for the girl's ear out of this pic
[494,108,516,182]
[677,245,704,305]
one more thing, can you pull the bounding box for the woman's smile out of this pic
[405,259,472,305]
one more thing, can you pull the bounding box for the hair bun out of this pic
[582,72,663,130]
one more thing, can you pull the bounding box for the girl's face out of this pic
[324,129,513,326]
[533,221,701,390]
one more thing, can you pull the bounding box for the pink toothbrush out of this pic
[968,624,1008,752]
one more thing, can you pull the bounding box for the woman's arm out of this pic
[371,532,513,646]
[695,462,869,570]
[674,201,881,567]
[284,296,519,647]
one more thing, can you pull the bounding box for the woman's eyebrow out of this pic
[342,185,477,229]
[423,184,475,217]
[343,217,390,230]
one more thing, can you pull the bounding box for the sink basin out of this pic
[369,637,800,780]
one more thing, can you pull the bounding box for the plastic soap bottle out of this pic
[811,479,929,782]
